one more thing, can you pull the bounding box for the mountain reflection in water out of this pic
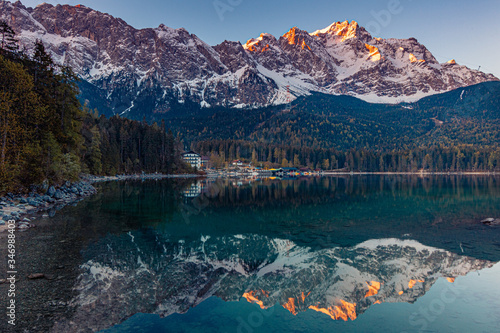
[43,176,500,332]
[52,233,493,332]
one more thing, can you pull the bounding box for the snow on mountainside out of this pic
[0,0,497,117]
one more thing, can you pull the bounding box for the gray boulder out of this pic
[27,199,38,206]
[47,186,56,197]
[54,190,64,200]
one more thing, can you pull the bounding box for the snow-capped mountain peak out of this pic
[0,0,497,117]
[311,20,370,42]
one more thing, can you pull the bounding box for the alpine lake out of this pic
[1,175,500,333]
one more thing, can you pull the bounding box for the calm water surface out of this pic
[8,176,500,332]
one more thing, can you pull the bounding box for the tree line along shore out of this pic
[0,21,194,195]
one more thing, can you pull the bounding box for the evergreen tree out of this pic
[0,21,18,53]
[88,125,102,174]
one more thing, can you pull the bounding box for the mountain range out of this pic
[0,0,498,119]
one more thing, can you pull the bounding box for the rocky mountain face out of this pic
[1,0,498,118]
[50,231,493,332]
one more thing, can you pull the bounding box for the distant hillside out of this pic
[163,81,500,151]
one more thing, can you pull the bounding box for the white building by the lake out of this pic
[182,151,201,169]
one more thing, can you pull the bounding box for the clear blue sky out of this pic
[20,0,500,77]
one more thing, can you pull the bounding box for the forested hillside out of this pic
[161,82,500,149]
[0,21,189,193]
[160,82,500,171]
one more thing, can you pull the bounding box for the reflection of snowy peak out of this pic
[52,232,493,332]
[1,0,497,118]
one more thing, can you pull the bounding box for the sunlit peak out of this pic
[310,20,360,42]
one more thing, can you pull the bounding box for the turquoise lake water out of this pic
[35,176,500,332]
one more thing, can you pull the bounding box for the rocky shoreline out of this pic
[0,181,97,232]
[0,173,201,232]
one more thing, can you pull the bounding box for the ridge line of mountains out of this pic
[0,0,498,120]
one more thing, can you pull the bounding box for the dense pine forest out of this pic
[0,21,190,194]
[163,85,500,171]
[194,139,499,172]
